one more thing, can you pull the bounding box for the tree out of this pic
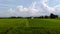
[50,13,58,18]
[44,16,49,18]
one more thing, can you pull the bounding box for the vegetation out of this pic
[0,13,58,19]
[50,13,58,18]
[0,13,59,34]
[0,18,59,34]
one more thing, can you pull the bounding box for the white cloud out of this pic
[2,0,60,17]
[17,5,28,12]
[15,1,49,17]
[54,5,60,15]
[40,0,48,3]
[29,2,36,9]
[40,0,59,15]
[15,2,40,17]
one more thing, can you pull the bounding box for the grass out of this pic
[0,18,60,34]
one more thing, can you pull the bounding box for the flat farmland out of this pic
[0,18,60,34]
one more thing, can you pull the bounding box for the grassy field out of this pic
[0,18,60,34]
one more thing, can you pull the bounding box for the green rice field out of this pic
[0,18,60,34]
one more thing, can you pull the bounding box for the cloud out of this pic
[40,0,48,3]
[15,1,52,17]
[1,0,60,17]
[15,2,40,17]
[17,5,28,12]
[40,0,60,15]
[54,5,60,15]
[29,2,36,9]
[4,1,54,17]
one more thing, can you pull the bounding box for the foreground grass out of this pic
[0,18,60,34]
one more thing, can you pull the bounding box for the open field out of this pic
[0,18,60,34]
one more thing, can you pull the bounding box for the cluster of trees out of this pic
[50,13,58,18]
[25,13,58,19]
[0,13,58,19]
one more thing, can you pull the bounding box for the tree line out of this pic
[0,13,58,19]
[25,13,58,19]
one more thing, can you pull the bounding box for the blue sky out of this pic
[0,0,60,17]
[47,0,60,7]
